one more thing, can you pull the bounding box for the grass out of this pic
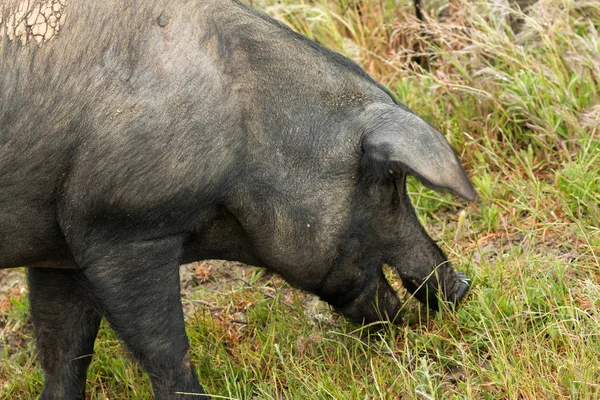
[1,0,599,398]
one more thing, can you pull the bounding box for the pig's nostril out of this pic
[452,272,470,304]
[457,272,470,285]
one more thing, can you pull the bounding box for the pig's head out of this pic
[190,93,475,324]
[327,103,475,322]
[187,18,475,323]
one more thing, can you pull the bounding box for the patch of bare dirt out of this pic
[179,260,335,326]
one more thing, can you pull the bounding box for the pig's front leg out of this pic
[69,233,206,400]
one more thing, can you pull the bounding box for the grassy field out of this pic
[1,0,599,398]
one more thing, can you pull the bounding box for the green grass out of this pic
[2,0,599,398]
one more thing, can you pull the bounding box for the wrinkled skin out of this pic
[0,0,475,399]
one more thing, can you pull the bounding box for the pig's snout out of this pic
[449,271,470,305]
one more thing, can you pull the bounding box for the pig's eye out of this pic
[391,181,400,211]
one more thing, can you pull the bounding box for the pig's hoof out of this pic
[453,272,470,304]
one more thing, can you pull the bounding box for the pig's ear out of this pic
[362,107,477,201]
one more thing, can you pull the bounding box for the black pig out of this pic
[0,0,476,398]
